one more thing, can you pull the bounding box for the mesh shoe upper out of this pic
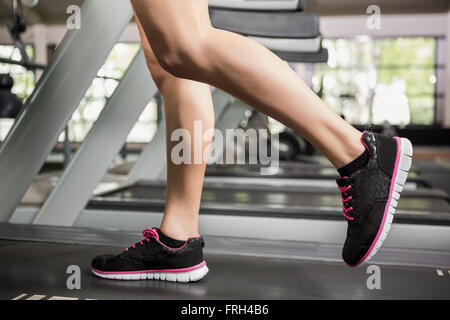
[91,228,205,272]
[337,131,398,266]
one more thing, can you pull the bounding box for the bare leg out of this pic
[135,15,214,240]
[131,0,365,168]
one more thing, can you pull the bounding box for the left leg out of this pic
[90,13,214,282]
[135,14,214,241]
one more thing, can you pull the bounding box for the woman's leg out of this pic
[135,15,214,240]
[131,0,365,168]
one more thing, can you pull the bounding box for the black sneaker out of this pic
[91,228,209,282]
[337,131,413,267]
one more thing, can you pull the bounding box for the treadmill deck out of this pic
[0,224,449,300]
[1,239,448,300]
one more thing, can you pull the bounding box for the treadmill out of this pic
[84,6,450,246]
[13,0,449,244]
[1,222,449,300]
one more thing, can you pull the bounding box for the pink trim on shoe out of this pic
[125,228,201,251]
[91,261,207,275]
[360,131,370,155]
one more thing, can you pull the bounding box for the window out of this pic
[62,42,159,144]
[0,45,36,100]
[312,37,438,126]
[0,45,36,140]
[0,43,159,144]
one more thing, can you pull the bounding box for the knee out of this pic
[157,44,203,79]
[147,57,194,97]
[154,32,210,80]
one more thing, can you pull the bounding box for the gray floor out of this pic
[1,239,449,300]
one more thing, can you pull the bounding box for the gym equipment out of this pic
[209,7,328,63]
[20,0,39,7]
[1,0,46,70]
[87,181,449,224]
[0,74,23,119]
[209,0,305,11]
[0,0,134,223]
[32,50,156,226]
[0,223,449,299]
[278,129,314,160]
[210,9,319,38]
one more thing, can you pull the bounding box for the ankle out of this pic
[334,132,366,168]
[338,148,369,177]
[159,223,199,241]
[343,144,366,167]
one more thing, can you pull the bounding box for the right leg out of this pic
[131,0,365,169]
[130,1,414,269]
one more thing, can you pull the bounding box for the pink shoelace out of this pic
[338,184,354,221]
[125,228,159,251]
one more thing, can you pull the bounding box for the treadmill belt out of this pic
[206,164,423,182]
[89,183,450,226]
[1,240,448,300]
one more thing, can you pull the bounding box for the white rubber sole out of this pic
[91,264,209,283]
[359,137,413,265]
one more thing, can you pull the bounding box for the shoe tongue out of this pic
[142,228,159,240]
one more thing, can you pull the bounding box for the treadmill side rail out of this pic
[210,9,320,39]
[0,0,134,223]
[208,0,305,11]
[33,50,157,226]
